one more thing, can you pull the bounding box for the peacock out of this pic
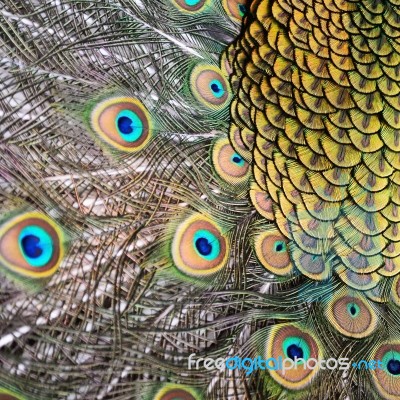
[0,0,399,398]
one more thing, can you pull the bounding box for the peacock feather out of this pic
[0,0,399,399]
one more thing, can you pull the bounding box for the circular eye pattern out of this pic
[347,302,360,317]
[250,183,274,220]
[0,212,64,279]
[223,0,247,21]
[173,0,208,12]
[266,323,323,390]
[325,289,378,338]
[90,97,152,152]
[193,229,221,260]
[171,214,229,276]
[115,110,143,142]
[211,138,250,185]
[253,230,293,275]
[18,226,53,267]
[231,154,244,166]
[371,343,400,400]
[383,351,400,376]
[153,384,200,400]
[190,65,230,109]
[283,336,311,361]
[209,79,225,98]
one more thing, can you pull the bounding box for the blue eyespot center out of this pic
[230,153,245,167]
[185,0,201,5]
[238,4,246,16]
[209,79,225,99]
[211,83,221,93]
[382,350,400,376]
[193,229,221,261]
[195,237,212,256]
[287,344,304,360]
[116,110,143,142]
[346,302,360,318]
[274,241,286,253]
[19,226,54,267]
[21,235,43,258]
[387,359,400,375]
[283,336,310,363]
[118,116,134,134]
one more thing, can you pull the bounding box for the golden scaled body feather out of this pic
[227,0,400,293]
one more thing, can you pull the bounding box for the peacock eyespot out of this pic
[171,214,229,276]
[282,336,311,364]
[211,138,249,185]
[254,231,292,275]
[286,343,303,360]
[19,226,54,267]
[195,237,212,256]
[174,0,207,12]
[347,302,360,318]
[274,241,286,253]
[382,350,400,376]
[115,110,144,141]
[223,0,247,21]
[90,97,152,152]
[238,4,246,16]
[0,212,64,279]
[325,290,377,339]
[372,345,400,399]
[190,65,230,108]
[193,230,220,261]
[209,79,225,99]
[232,155,241,163]
[266,324,322,389]
[231,153,245,166]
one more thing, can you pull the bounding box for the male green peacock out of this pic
[0,0,399,398]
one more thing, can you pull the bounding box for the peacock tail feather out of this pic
[0,0,399,399]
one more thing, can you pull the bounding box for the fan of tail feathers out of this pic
[0,0,399,399]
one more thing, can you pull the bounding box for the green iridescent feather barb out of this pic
[0,0,399,398]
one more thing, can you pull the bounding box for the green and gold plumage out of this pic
[227,0,400,296]
[0,0,399,399]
